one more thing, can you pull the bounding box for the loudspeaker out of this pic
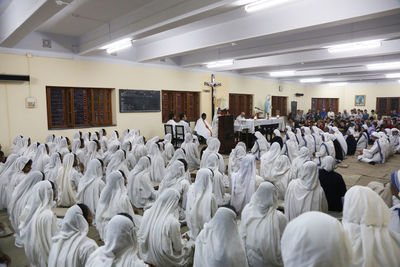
[0,74,30,82]
[291,101,297,116]
[295,93,304,97]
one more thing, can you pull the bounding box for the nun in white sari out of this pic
[32,144,50,172]
[205,153,230,205]
[314,133,336,166]
[127,156,156,209]
[45,152,62,183]
[302,127,315,156]
[228,143,246,179]
[194,207,248,267]
[0,154,18,209]
[180,133,200,171]
[290,147,310,181]
[96,171,138,240]
[139,188,193,267]
[186,169,217,239]
[260,142,281,180]
[106,149,129,176]
[251,131,270,160]
[231,154,257,214]
[285,161,328,221]
[358,132,385,164]
[281,211,353,267]
[148,143,166,182]
[200,138,225,173]
[77,159,105,216]
[48,204,98,267]
[281,132,299,163]
[240,182,288,267]
[9,171,44,247]
[343,186,400,267]
[311,126,323,152]
[56,153,79,207]
[58,138,70,157]
[162,133,175,165]
[269,155,291,200]
[86,214,146,267]
[20,181,59,267]
[7,157,31,205]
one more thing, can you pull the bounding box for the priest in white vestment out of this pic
[194,113,213,141]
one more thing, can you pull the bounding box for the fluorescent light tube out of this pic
[100,38,133,54]
[328,82,348,86]
[385,73,400,78]
[206,59,234,68]
[366,61,400,70]
[270,70,295,77]
[245,0,293,12]
[326,39,381,53]
[300,78,322,83]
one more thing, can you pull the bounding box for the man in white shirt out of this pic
[165,112,177,134]
[194,113,213,142]
[236,112,246,122]
[327,108,335,120]
[177,113,191,134]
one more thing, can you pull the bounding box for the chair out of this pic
[175,125,185,148]
[164,124,174,138]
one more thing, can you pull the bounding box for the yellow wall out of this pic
[0,52,307,154]
[305,83,400,112]
[2,52,399,154]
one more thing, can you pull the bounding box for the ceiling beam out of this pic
[134,0,400,62]
[0,0,72,47]
[78,0,236,56]
[178,14,400,67]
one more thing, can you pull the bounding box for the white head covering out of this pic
[56,153,77,207]
[240,182,287,267]
[194,207,248,267]
[270,155,291,199]
[342,186,400,266]
[229,145,246,178]
[285,161,327,221]
[96,171,135,240]
[186,168,217,239]
[260,142,281,179]
[290,146,310,180]
[148,143,166,182]
[127,156,155,209]
[320,155,336,172]
[231,154,257,214]
[48,205,98,267]
[158,160,186,195]
[77,159,105,215]
[8,171,44,246]
[139,188,190,267]
[281,211,353,267]
[32,144,50,172]
[45,152,62,182]
[283,132,299,162]
[106,150,126,176]
[20,180,58,267]
[86,214,145,267]
[201,138,221,166]
[273,129,281,137]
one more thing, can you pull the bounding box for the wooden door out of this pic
[271,96,288,116]
[229,93,253,118]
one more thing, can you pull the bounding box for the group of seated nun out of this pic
[0,122,400,267]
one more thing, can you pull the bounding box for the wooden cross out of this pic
[204,74,221,118]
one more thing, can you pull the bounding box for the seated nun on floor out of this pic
[251,131,270,160]
[240,182,287,267]
[389,170,400,234]
[48,204,98,267]
[357,132,385,164]
[193,206,248,267]
[281,211,353,267]
[285,161,328,221]
[138,188,194,267]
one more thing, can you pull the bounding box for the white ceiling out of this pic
[1,0,400,84]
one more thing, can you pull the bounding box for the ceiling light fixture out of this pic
[366,61,400,71]
[100,38,133,54]
[328,82,348,86]
[326,39,382,53]
[385,73,400,78]
[245,0,294,12]
[206,59,234,68]
[300,78,322,83]
[269,70,295,77]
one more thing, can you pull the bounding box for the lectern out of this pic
[218,115,235,154]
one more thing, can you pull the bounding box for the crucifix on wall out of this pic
[204,74,221,118]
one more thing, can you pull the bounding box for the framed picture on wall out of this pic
[355,95,366,106]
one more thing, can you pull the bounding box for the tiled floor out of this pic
[1,152,399,267]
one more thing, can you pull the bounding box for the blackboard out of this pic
[119,89,161,113]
